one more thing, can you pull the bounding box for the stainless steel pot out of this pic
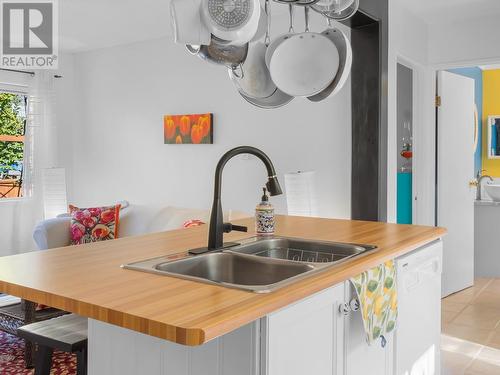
[312,0,359,21]
[186,36,249,71]
[230,0,294,108]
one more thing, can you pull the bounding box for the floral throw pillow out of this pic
[183,219,205,228]
[69,204,121,245]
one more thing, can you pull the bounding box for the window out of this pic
[0,92,27,199]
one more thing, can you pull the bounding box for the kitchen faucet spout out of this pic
[189,146,283,255]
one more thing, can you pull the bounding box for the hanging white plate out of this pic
[269,33,340,97]
[308,26,352,101]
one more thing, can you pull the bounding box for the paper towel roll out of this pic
[285,171,319,217]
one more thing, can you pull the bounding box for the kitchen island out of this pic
[0,216,446,375]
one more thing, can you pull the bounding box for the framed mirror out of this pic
[488,115,500,159]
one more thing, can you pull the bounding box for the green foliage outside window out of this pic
[0,93,26,175]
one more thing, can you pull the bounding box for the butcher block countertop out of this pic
[0,216,446,346]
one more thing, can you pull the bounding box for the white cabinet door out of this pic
[88,319,260,375]
[343,282,394,375]
[262,284,345,375]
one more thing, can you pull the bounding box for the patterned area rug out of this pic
[0,331,76,374]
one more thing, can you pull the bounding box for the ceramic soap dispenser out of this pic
[255,187,275,236]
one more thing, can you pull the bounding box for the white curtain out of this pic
[0,71,57,255]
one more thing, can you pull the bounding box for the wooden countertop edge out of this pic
[0,226,446,346]
[0,281,206,345]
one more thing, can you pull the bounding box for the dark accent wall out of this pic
[342,0,388,222]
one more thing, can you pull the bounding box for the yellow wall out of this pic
[483,70,500,176]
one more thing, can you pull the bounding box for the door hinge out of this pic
[435,95,441,107]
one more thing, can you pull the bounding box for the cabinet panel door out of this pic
[88,319,259,375]
[263,284,344,375]
[344,282,393,375]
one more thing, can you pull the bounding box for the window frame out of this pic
[0,86,29,202]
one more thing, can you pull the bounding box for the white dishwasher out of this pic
[394,240,443,375]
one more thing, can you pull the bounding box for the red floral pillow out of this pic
[69,204,121,245]
[183,219,205,228]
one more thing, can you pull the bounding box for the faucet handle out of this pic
[223,223,248,233]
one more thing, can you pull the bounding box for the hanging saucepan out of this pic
[273,0,321,5]
[186,36,249,73]
[271,0,299,4]
[251,4,269,42]
[265,4,295,69]
[269,6,340,97]
[238,88,294,109]
[312,0,359,21]
[229,42,276,99]
[201,0,261,45]
[308,22,352,102]
[230,0,274,98]
[231,0,294,108]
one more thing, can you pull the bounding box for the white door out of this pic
[437,71,475,297]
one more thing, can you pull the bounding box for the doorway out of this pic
[396,63,414,225]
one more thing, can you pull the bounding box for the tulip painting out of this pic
[164,113,213,144]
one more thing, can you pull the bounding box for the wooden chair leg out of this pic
[23,300,37,368]
[24,339,34,368]
[76,347,87,375]
[34,345,53,375]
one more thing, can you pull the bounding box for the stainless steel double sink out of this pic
[122,237,377,293]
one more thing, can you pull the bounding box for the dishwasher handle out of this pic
[401,256,441,292]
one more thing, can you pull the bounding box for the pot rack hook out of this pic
[232,63,244,79]
[265,0,271,47]
[304,5,310,32]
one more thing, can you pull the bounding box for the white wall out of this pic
[54,53,79,200]
[388,1,435,225]
[65,18,352,219]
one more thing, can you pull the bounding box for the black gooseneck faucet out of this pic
[189,146,283,255]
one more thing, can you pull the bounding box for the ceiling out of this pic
[59,0,321,53]
[60,0,173,52]
[399,0,500,25]
[60,0,500,53]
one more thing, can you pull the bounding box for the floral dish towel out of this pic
[349,260,398,346]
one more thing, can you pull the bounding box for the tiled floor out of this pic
[442,278,500,374]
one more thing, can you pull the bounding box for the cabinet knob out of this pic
[349,298,360,312]
[339,302,350,316]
